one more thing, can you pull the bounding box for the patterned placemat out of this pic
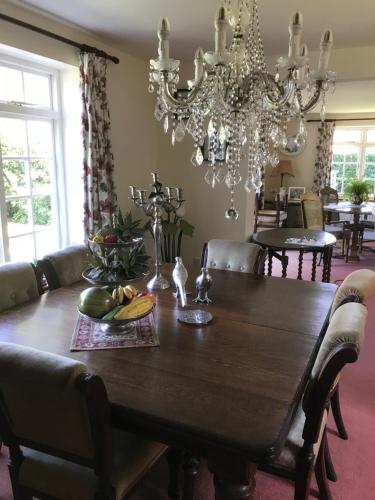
[71,313,159,351]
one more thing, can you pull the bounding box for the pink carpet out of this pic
[1,250,374,500]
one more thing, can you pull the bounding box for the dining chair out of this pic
[201,239,266,275]
[0,342,168,500]
[319,186,343,225]
[259,301,368,500]
[254,193,288,232]
[38,244,92,290]
[0,262,41,312]
[301,192,351,260]
[326,269,375,441]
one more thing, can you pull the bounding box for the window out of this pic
[0,57,66,263]
[331,127,375,196]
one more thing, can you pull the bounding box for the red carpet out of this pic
[1,250,374,499]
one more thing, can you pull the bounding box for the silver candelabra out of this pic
[130,173,185,291]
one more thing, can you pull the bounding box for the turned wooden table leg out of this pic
[281,249,288,278]
[297,250,304,280]
[182,453,200,500]
[210,458,257,500]
[311,251,318,282]
[167,448,184,500]
[267,249,273,276]
[322,246,333,283]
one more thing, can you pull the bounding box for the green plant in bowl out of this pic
[344,179,372,205]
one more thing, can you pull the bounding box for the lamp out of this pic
[271,160,294,188]
[149,0,335,219]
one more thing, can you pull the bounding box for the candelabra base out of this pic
[147,274,170,291]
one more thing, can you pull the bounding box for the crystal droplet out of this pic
[171,130,176,146]
[204,168,216,188]
[164,115,169,134]
[154,99,165,121]
[225,172,233,189]
[225,207,239,220]
[174,121,185,142]
[244,175,256,193]
[207,118,215,137]
[186,115,195,135]
[190,150,198,167]
[195,147,204,166]
[231,170,242,185]
[218,124,227,143]
[215,166,226,183]
[253,170,263,191]
[148,83,155,93]
[270,149,280,168]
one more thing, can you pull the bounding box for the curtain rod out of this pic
[307,117,375,123]
[0,12,120,64]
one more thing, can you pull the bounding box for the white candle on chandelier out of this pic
[297,44,308,83]
[158,17,171,61]
[318,29,333,74]
[288,12,303,60]
[214,6,228,54]
[194,48,205,83]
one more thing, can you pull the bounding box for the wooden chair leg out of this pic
[331,385,348,440]
[324,434,337,482]
[294,453,314,500]
[315,432,333,500]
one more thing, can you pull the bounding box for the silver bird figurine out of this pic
[172,257,188,307]
[193,267,212,304]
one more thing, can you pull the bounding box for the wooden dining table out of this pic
[0,264,337,499]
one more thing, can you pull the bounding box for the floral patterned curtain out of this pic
[312,121,336,193]
[79,51,117,239]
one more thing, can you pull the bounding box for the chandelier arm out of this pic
[300,80,324,113]
[260,72,295,107]
[160,72,204,109]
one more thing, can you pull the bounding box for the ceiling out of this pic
[19,0,375,61]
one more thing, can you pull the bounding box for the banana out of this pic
[112,286,125,304]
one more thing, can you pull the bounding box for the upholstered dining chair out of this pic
[202,239,266,275]
[259,302,368,500]
[38,244,92,290]
[0,342,168,500]
[254,193,288,232]
[301,192,351,260]
[0,262,41,312]
[326,269,375,442]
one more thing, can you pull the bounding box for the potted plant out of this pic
[344,179,373,205]
[85,210,150,283]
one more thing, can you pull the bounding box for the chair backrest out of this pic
[254,193,288,232]
[320,186,340,222]
[301,192,324,230]
[302,302,367,445]
[204,239,266,275]
[0,342,112,473]
[330,269,375,319]
[38,244,92,290]
[0,262,40,312]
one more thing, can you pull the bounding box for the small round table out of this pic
[252,228,337,283]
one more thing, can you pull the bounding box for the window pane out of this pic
[35,227,57,259]
[364,147,375,181]
[27,121,53,157]
[0,117,27,156]
[365,147,375,163]
[8,234,34,263]
[334,129,361,143]
[331,145,359,194]
[31,160,52,194]
[3,160,28,196]
[366,130,375,142]
[32,195,52,227]
[6,199,32,237]
[24,72,51,108]
[0,66,23,103]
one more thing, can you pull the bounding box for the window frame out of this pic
[331,125,375,197]
[0,54,68,263]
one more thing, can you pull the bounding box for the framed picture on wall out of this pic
[288,186,306,202]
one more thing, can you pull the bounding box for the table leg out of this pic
[348,214,360,261]
[297,250,304,280]
[322,246,333,283]
[311,251,318,282]
[281,249,287,278]
[210,458,257,500]
[267,249,273,276]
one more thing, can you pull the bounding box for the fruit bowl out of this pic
[82,268,149,287]
[78,304,155,335]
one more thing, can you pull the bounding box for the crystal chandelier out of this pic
[149,0,335,219]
